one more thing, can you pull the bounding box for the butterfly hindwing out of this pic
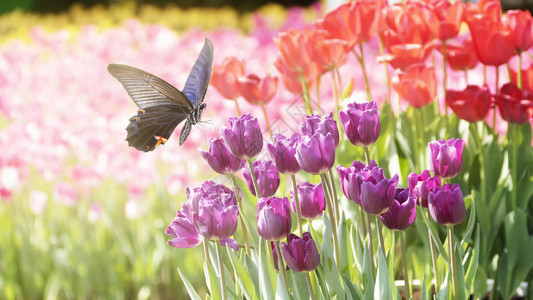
[108,64,193,110]
[182,38,214,106]
[126,105,188,152]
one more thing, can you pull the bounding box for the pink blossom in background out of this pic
[29,190,48,215]
[88,202,102,223]
[54,182,79,206]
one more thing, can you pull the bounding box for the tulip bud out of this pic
[291,182,326,219]
[428,183,465,226]
[296,133,336,175]
[380,188,417,230]
[408,170,442,208]
[429,138,464,179]
[281,232,320,272]
[267,133,301,175]
[222,113,263,160]
[242,160,280,198]
[257,196,292,241]
[200,137,245,175]
[339,101,381,147]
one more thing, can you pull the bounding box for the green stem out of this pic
[357,43,372,101]
[483,65,486,85]
[363,147,371,165]
[378,35,392,104]
[275,241,290,295]
[316,75,321,111]
[376,216,385,255]
[328,168,340,224]
[203,240,211,265]
[231,175,251,255]
[291,174,304,235]
[427,210,440,293]
[366,210,375,272]
[360,206,368,240]
[493,66,499,132]
[320,173,341,271]
[331,67,340,117]
[216,240,227,300]
[399,231,411,299]
[233,98,241,115]
[442,41,449,117]
[246,159,261,199]
[464,70,469,85]
[518,52,523,89]
[415,108,427,169]
[511,124,518,210]
[300,72,313,114]
[260,102,273,141]
[448,226,457,298]
[305,272,317,300]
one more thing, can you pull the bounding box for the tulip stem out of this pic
[518,52,523,89]
[363,147,371,165]
[360,206,368,240]
[300,72,313,114]
[216,239,227,300]
[331,67,341,118]
[316,75,321,111]
[442,40,449,117]
[448,226,458,298]
[378,35,391,104]
[203,240,211,265]
[492,66,499,132]
[274,241,290,296]
[231,175,251,256]
[328,168,340,224]
[510,124,518,211]
[260,102,273,140]
[320,173,341,271]
[246,159,261,199]
[375,216,386,255]
[305,272,317,300]
[355,43,372,102]
[464,70,469,85]
[233,98,241,116]
[427,210,440,293]
[366,211,375,270]
[290,174,304,235]
[399,231,411,299]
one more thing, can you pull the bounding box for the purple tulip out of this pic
[428,183,465,226]
[300,113,339,146]
[222,113,263,160]
[429,138,464,179]
[296,133,336,175]
[291,182,326,219]
[257,196,292,241]
[242,160,280,198]
[166,181,239,250]
[281,232,320,272]
[339,101,381,147]
[380,188,417,230]
[201,137,245,175]
[271,241,289,271]
[267,133,301,175]
[359,166,399,215]
[337,160,378,205]
[408,170,442,208]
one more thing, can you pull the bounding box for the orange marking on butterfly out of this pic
[138,109,146,114]
[155,136,168,147]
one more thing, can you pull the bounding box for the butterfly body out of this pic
[108,38,213,152]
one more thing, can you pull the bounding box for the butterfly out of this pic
[108,38,213,152]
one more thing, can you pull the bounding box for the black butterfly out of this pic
[108,38,213,152]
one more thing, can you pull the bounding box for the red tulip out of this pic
[382,1,433,48]
[312,38,349,70]
[274,28,318,73]
[274,56,318,94]
[377,42,434,70]
[464,0,501,23]
[437,37,478,71]
[510,64,533,93]
[446,85,492,123]
[494,83,533,124]
[426,0,464,41]
[237,74,278,105]
[502,9,533,53]
[210,57,244,100]
[467,15,515,66]
[392,63,437,108]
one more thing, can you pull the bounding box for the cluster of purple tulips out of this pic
[165,100,466,297]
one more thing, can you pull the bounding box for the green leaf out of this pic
[338,211,349,275]
[342,275,363,300]
[452,241,467,300]
[177,268,201,300]
[374,249,393,300]
[420,275,427,300]
[461,194,476,245]
[204,261,221,300]
[341,78,353,100]
[464,227,480,293]
[321,214,345,300]
[226,248,257,300]
[362,243,375,300]
[288,272,309,300]
[275,273,290,300]
[258,239,275,300]
[417,206,448,263]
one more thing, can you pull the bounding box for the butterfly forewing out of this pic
[182,38,214,105]
[108,64,193,110]
[126,106,188,152]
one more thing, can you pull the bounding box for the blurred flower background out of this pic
[1,0,532,298]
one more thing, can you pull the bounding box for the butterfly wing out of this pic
[108,64,193,110]
[126,105,188,152]
[182,38,214,105]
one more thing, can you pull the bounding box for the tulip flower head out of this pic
[380,188,417,231]
[300,113,339,146]
[210,57,244,100]
[291,182,326,219]
[236,73,278,105]
[429,138,464,179]
[494,83,533,124]
[242,160,280,198]
[339,101,381,147]
[281,232,320,272]
[359,166,399,215]
[337,160,378,205]
[267,133,301,175]
[446,85,492,123]
[257,196,292,241]
[408,169,442,208]
[295,132,336,175]
[428,183,465,226]
[166,181,239,250]
[200,137,245,175]
[392,64,437,108]
[222,113,263,160]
